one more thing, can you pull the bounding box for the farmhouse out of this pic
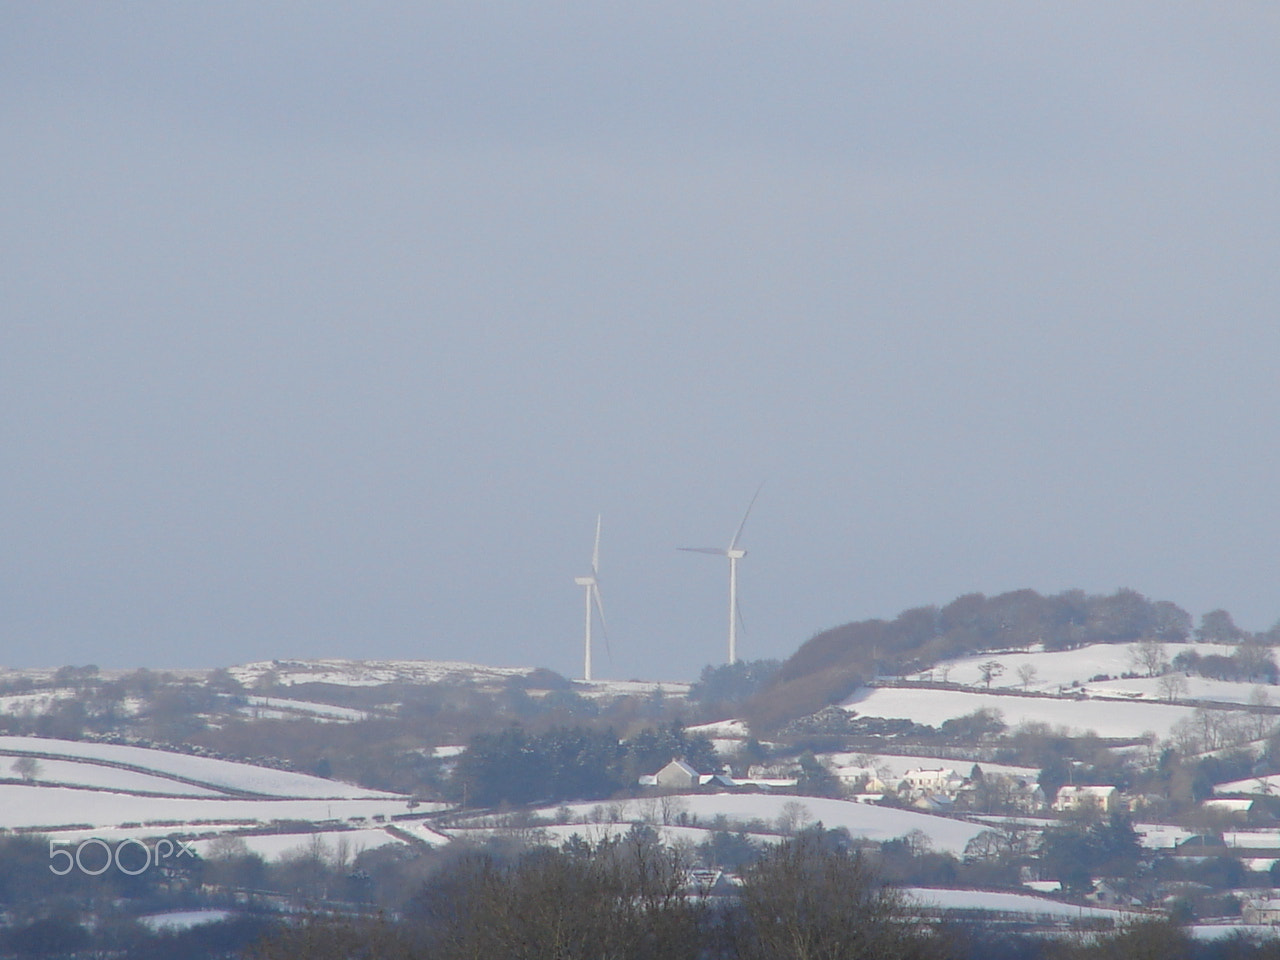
[901,767,965,798]
[646,759,701,790]
[1243,899,1280,925]
[1052,785,1120,814]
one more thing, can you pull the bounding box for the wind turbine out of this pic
[680,484,763,665]
[573,515,609,681]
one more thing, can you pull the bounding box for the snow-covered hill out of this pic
[520,793,991,855]
[228,658,688,698]
[843,686,1196,739]
[0,736,436,852]
[0,735,400,799]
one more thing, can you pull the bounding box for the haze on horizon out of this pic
[3,4,1279,680]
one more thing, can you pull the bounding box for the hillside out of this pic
[744,588,1272,730]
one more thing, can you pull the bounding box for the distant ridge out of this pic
[744,588,1245,732]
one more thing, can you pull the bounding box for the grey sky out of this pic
[3,4,1279,678]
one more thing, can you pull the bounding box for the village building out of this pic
[901,767,965,796]
[1052,784,1120,814]
[1243,899,1280,925]
[646,759,700,790]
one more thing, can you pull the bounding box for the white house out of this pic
[1053,785,1120,814]
[901,767,965,798]
[1008,779,1047,813]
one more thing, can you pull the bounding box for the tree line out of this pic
[451,721,720,807]
[249,830,1280,960]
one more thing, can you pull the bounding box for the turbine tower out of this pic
[574,515,608,681]
[680,484,763,665]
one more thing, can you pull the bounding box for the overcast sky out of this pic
[3,4,1279,679]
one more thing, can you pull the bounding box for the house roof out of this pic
[1056,784,1117,798]
[659,759,700,778]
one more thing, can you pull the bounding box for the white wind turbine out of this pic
[679,484,763,665]
[573,515,609,681]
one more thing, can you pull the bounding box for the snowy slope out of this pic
[844,687,1197,739]
[0,736,399,798]
[190,827,408,861]
[0,783,425,833]
[906,888,1136,919]
[822,753,1039,780]
[0,757,225,796]
[241,696,374,721]
[228,659,689,697]
[537,794,989,854]
[230,658,534,688]
[1084,675,1277,705]
[927,642,1237,693]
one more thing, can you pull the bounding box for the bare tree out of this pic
[10,757,40,782]
[734,836,926,960]
[1156,672,1188,703]
[415,840,703,960]
[963,829,1013,863]
[978,660,1005,690]
[775,800,811,836]
[1130,638,1169,677]
[1016,663,1038,690]
[1249,686,1274,740]
[659,793,686,826]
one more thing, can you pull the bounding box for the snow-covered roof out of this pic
[1204,797,1257,812]
[1056,784,1118,798]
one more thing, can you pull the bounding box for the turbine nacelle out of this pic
[679,483,763,665]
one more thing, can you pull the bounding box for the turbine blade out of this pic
[735,596,747,635]
[592,584,613,662]
[591,514,602,576]
[729,481,765,551]
[679,547,728,556]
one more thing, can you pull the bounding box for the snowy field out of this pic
[517,822,779,849]
[822,752,1039,780]
[575,679,691,699]
[1191,925,1280,941]
[190,826,408,861]
[0,757,226,796]
[241,696,373,722]
[138,910,233,932]
[0,736,401,798]
[228,658,689,698]
[444,823,727,849]
[1085,675,1279,706]
[905,887,1136,919]
[928,642,1238,693]
[537,794,990,854]
[0,689,77,715]
[844,687,1198,739]
[230,658,535,688]
[686,719,751,738]
[0,783,427,835]
[1224,831,1280,849]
